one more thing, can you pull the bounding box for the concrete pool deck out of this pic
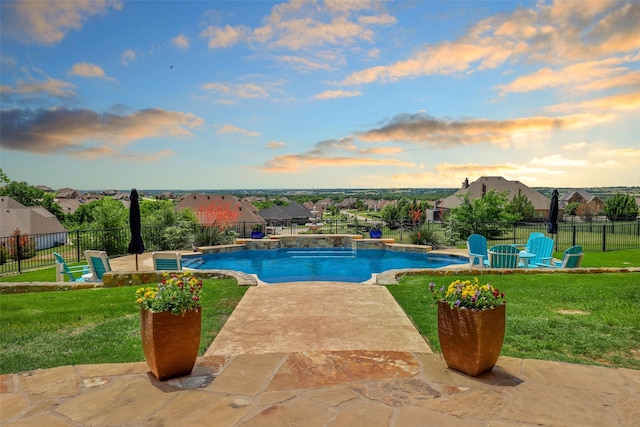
[1,252,639,425]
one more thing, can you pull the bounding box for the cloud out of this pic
[200,25,248,49]
[4,0,123,45]
[0,107,204,158]
[1,74,76,98]
[529,155,588,167]
[546,91,640,114]
[201,0,394,54]
[357,111,614,147]
[266,141,286,149]
[313,90,362,100]
[121,49,136,65]
[202,82,270,99]
[216,124,260,137]
[171,34,190,49]
[496,56,640,96]
[68,62,107,78]
[341,1,639,86]
[276,55,333,72]
[259,136,414,172]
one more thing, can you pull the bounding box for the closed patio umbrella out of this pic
[127,188,145,270]
[547,189,559,234]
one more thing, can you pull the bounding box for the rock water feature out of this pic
[305,205,324,232]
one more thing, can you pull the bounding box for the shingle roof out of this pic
[0,197,66,237]
[440,176,551,211]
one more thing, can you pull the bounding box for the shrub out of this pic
[409,224,443,249]
[7,230,36,260]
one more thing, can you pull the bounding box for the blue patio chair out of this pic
[522,236,554,267]
[488,245,520,268]
[53,252,92,282]
[522,232,544,252]
[467,234,490,268]
[84,250,112,280]
[537,245,584,268]
[152,252,182,270]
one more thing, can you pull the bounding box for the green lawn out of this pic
[388,273,640,369]
[0,279,247,374]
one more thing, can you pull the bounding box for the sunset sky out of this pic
[1,0,639,190]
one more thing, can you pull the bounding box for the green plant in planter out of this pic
[430,277,506,310]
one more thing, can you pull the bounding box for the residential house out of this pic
[559,189,605,214]
[437,176,555,220]
[0,196,67,249]
[281,201,313,225]
[175,193,265,229]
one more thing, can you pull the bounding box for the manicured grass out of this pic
[0,279,247,374]
[388,273,640,369]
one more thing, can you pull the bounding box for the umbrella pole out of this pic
[135,253,139,271]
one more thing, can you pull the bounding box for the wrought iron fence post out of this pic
[15,234,22,274]
[602,224,607,252]
[76,230,81,262]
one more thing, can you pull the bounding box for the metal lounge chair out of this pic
[521,236,554,268]
[489,244,520,268]
[467,234,490,268]
[152,252,182,270]
[537,245,584,268]
[53,252,92,282]
[84,250,112,280]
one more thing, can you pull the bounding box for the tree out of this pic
[447,190,518,240]
[0,180,45,207]
[605,193,639,221]
[505,189,535,221]
[565,202,580,216]
[576,200,600,222]
[381,204,403,229]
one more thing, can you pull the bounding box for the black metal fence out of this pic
[1,218,639,275]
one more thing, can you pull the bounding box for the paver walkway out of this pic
[1,258,639,425]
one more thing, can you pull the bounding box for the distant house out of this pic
[57,188,83,199]
[259,205,292,225]
[335,197,358,209]
[281,201,312,225]
[437,176,555,220]
[56,198,85,215]
[0,196,67,248]
[175,193,265,227]
[559,190,605,214]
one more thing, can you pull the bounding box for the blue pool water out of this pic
[182,248,468,283]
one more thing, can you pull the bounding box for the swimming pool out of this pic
[182,247,468,283]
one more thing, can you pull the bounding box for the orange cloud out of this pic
[68,62,107,78]
[4,0,123,45]
[216,124,260,137]
[546,92,640,113]
[313,90,362,100]
[171,34,190,50]
[341,2,639,86]
[258,136,413,172]
[1,76,76,98]
[357,112,613,147]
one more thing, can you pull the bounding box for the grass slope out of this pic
[0,279,247,374]
[388,273,640,369]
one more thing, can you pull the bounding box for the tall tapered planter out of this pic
[140,308,201,380]
[437,301,505,377]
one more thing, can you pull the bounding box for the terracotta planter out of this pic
[140,308,201,380]
[437,301,505,377]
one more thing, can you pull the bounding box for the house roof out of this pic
[281,201,311,219]
[0,197,66,237]
[559,189,604,207]
[440,176,551,211]
[175,193,264,224]
[259,205,292,221]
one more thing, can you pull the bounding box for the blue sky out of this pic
[1,0,639,190]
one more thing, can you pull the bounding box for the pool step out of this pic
[286,249,356,259]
